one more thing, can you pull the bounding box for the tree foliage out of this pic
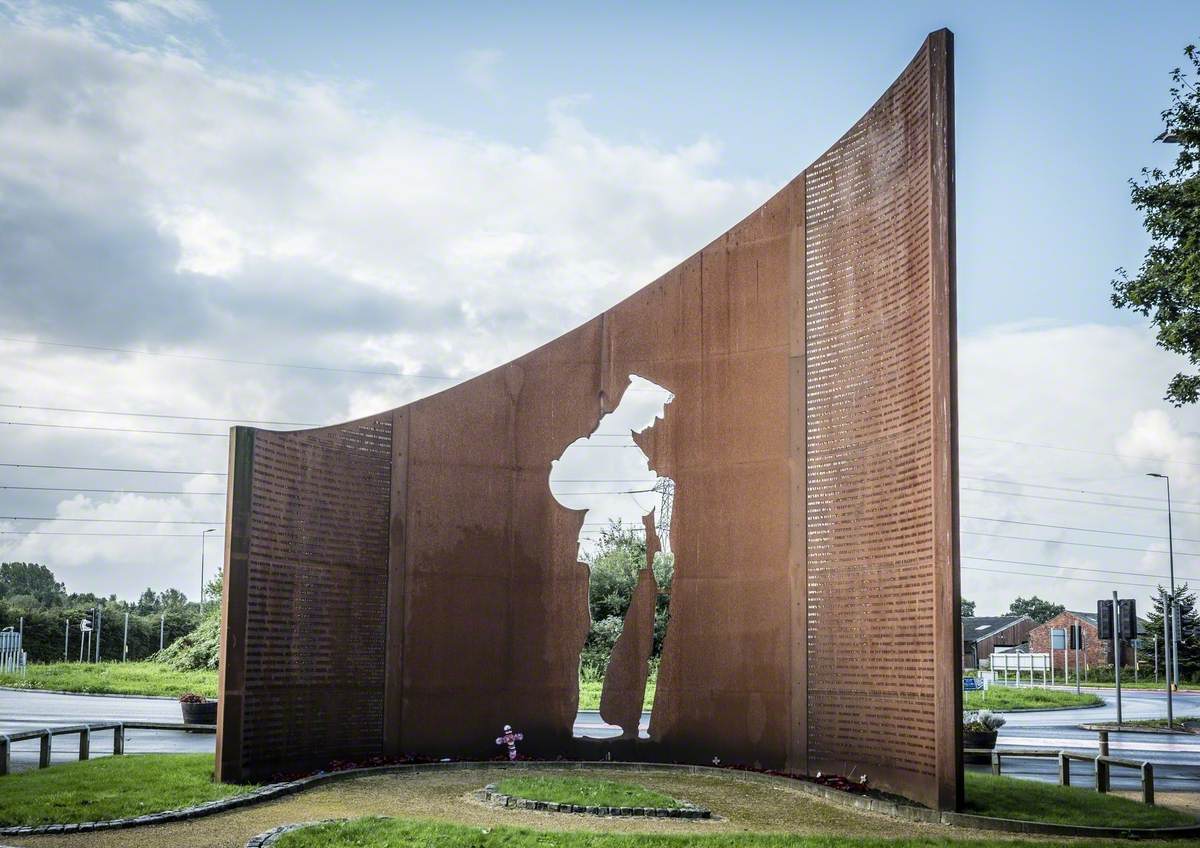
[1136,583,1200,681]
[1112,43,1200,404]
[961,598,976,618]
[0,562,66,607]
[580,521,673,677]
[1007,595,1065,625]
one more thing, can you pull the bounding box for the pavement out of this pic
[3,686,1199,792]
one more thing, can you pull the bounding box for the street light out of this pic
[200,528,217,613]
[1147,472,1177,727]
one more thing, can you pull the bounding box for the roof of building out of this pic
[962,614,1033,643]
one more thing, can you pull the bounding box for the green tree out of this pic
[581,521,674,676]
[0,563,66,607]
[1112,42,1200,404]
[1136,583,1200,681]
[1007,596,1064,625]
[961,598,976,618]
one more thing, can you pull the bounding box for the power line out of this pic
[0,516,223,525]
[961,514,1200,545]
[962,434,1200,470]
[0,531,207,538]
[0,336,460,381]
[0,403,319,427]
[0,485,224,496]
[962,565,1165,590]
[961,474,1200,508]
[0,462,226,476]
[3,421,228,437]
[962,485,1200,517]
[962,554,1196,583]
[962,529,1200,559]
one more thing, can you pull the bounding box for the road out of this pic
[0,689,211,772]
[3,687,1198,791]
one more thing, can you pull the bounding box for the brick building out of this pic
[962,615,1035,669]
[1028,610,1141,673]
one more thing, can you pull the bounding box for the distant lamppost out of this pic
[200,528,217,613]
[1147,473,1177,727]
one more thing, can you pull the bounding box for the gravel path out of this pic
[0,766,1052,848]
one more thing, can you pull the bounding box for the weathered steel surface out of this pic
[217,29,960,809]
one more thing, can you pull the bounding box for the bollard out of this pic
[1097,730,1110,757]
[1058,752,1070,787]
[990,750,1002,776]
[39,730,52,768]
[114,724,124,756]
[0,734,9,776]
[1142,762,1155,806]
[79,727,90,761]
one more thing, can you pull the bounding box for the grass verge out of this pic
[275,817,1190,847]
[0,660,217,698]
[0,753,254,826]
[578,673,655,712]
[963,687,1102,711]
[963,771,1192,828]
[1085,717,1200,732]
[495,776,680,809]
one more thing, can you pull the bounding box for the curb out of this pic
[247,819,351,847]
[4,759,1198,840]
[474,783,711,818]
[0,686,179,701]
[1080,722,1200,736]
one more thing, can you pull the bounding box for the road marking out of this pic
[1001,735,1200,753]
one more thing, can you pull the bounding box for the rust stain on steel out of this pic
[217,29,960,810]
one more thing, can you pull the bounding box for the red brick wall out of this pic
[1028,611,1129,672]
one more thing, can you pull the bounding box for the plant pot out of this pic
[181,700,217,726]
[963,729,997,764]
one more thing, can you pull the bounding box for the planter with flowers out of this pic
[963,709,1005,764]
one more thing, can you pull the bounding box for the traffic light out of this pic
[1069,623,1084,649]
[1118,598,1137,640]
[1097,600,1114,640]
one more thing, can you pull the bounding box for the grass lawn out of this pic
[963,771,1192,828]
[0,753,254,826]
[963,687,1102,711]
[578,673,656,712]
[275,817,1189,847]
[496,776,680,809]
[0,660,217,698]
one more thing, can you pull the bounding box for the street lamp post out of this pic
[1147,472,1177,727]
[200,528,216,613]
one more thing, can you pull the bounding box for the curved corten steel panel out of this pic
[217,29,960,809]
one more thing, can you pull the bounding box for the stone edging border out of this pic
[247,818,353,847]
[4,759,1199,840]
[474,782,712,818]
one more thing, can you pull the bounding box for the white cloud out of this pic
[0,10,765,599]
[459,47,503,94]
[108,0,211,29]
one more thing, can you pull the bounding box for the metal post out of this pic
[1058,752,1070,787]
[39,730,51,768]
[1075,628,1081,695]
[1165,595,1175,728]
[64,619,69,662]
[79,727,90,761]
[1097,730,1110,794]
[1142,762,1155,805]
[122,612,129,661]
[0,735,8,775]
[991,750,1001,776]
[1113,592,1122,726]
[1149,473,1179,695]
[95,606,101,662]
[1154,634,1159,683]
[114,724,124,756]
[160,614,165,651]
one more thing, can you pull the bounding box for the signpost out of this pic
[1069,623,1083,694]
[1098,595,1137,728]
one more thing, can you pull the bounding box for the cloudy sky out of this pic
[1,0,1198,617]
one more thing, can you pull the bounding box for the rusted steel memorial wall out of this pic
[217,30,962,809]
